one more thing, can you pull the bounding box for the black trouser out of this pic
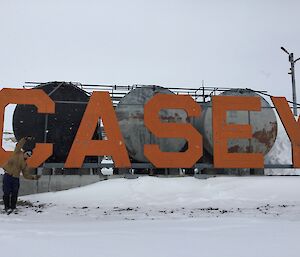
[2,173,20,210]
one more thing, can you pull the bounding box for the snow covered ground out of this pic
[1,176,300,257]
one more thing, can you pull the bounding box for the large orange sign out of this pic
[0,88,299,168]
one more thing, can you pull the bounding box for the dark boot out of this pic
[3,173,12,211]
[3,194,10,211]
[11,194,18,210]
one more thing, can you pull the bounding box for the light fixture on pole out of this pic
[281,47,300,116]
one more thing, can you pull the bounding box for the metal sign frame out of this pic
[19,81,300,175]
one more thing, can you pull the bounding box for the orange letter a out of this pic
[65,91,130,168]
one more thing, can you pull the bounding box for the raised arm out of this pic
[22,165,37,180]
[14,138,26,153]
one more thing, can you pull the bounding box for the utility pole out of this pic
[281,47,300,116]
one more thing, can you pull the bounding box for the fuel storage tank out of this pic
[13,82,99,163]
[115,86,188,162]
[193,88,277,156]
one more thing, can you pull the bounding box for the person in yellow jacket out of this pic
[2,137,40,213]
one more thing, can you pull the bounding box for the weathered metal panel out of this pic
[193,89,277,156]
[115,86,187,162]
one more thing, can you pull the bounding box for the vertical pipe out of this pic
[248,110,251,153]
[290,53,298,116]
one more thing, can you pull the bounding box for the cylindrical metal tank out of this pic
[193,89,277,156]
[115,86,188,162]
[13,82,99,163]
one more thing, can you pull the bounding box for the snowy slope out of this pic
[21,176,300,211]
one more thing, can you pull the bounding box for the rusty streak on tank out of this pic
[252,122,277,149]
[228,145,243,153]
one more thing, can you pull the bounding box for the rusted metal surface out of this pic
[228,145,243,153]
[115,86,187,162]
[252,122,277,149]
[193,89,278,156]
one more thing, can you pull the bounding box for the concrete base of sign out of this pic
[124,174,139,179]
[201,168,265,176]
[194,174,215,179]
[0,175,106,198]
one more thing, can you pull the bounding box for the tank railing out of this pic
[48,82,65,96]
[22,82,300,110]
[25,81,256,94]
[246,88,300,108]
[24,81,268,93]
[24,81,273,104]
[82,84,214,104]
[24,81,49,86]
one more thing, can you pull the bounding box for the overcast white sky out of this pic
[1,0,300,131]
